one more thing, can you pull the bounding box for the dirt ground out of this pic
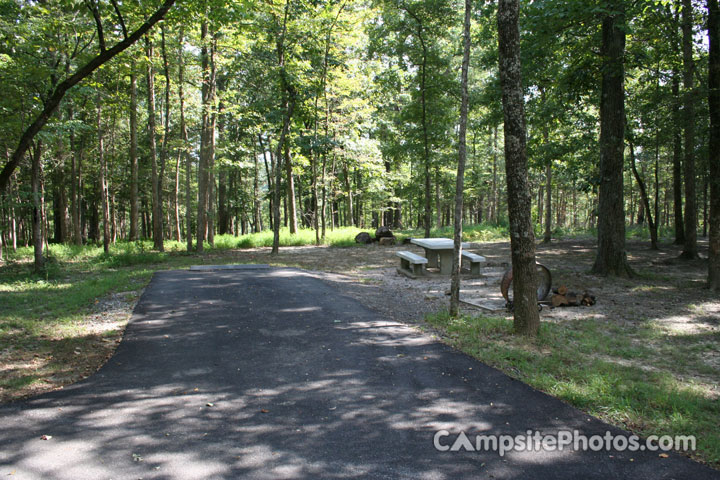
[209,238,719,336]
[4,237,718,403]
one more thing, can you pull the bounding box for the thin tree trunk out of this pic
[146,35,163,251]
[629,137,658,249]
[492,126,498,223]
[497,0,540,335]
[419,32,431,238]
[708,0,720,289]
[160,25,171,242]
[449,0,472,317]
[178,27,191,251]
[681,0,698,258]
[591,1,633,277]
[672,72,685,244]
[543,162,552,242]
[31,141,44,272]
[68,106,81,245]
[197,20,211,252]
[129,63,139,241]
[272,0,294,254]
[207,34,217,247]
[97,93,110,254]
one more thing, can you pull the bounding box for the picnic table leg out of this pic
[438,251,454,275]
[423,248,439,269]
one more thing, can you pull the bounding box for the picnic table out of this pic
[410,238,470,275]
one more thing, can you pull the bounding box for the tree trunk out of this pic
[197,20,213,253]
[591,1,633,277]
[146,35,163,251]
[129,63,139,242]
[543,162,552,242]
[708,0,720,289]
[160,25,171,243]
[419,33,432,238]
[284,141,297,234]
[272,0,294,254]
[497,0,540,335]
[97,93,110,254]
[680,0,699,259]
[207,34,217,247]
[449,0,471,317]
[492,126,499,223]
[629,138,658,249]
[253,140,261,232]
[672,72,685,244]
[31,141,44,272]
[178,27,191,251]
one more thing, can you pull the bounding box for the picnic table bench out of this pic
[396,250,428,277]
[461,251,486,275]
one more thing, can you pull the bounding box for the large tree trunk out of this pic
[708,0,720,289]
[497,0,540,336]
[449,0,472,318]
[680,0,699,259]
[146,35,163,252]
[31,141,44,272]
[591,1,633,277]
[129,64,139,242]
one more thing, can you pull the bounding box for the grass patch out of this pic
[425,312,720,467]
[399,223,510,243]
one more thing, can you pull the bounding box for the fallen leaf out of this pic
[260,409,269,413]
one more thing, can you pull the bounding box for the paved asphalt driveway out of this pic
[0,267,717,479]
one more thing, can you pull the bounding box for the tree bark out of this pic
[497,0,540,336]
[31,141,44,272]
[629,137,658,249]
[449,0,472,317]
[129,63,139,242]
[591,1,633,277]
[680,0,699,259]
[146,35,163,251]
[177,28,192,251]
[543,162,552,242]
[672,71,685,244]
[97,92,110,254]
[272,0,294,254]
[708,0,720,289]
[197,20,212,252]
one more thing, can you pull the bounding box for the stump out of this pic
[379,237,396,246]
[355,232,373,244]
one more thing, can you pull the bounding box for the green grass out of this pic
[425,312,720,467]
[398,223,510,242]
